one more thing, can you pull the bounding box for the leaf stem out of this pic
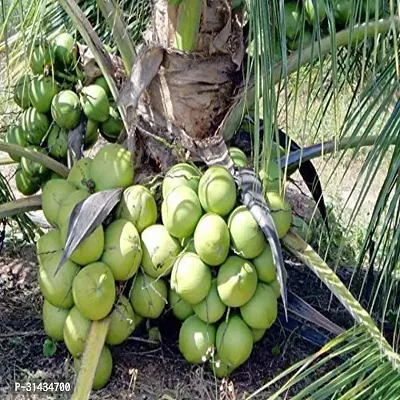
[0,195,42,218]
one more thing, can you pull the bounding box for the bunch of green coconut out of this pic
[34,140,296,389]
[6,32,123,196]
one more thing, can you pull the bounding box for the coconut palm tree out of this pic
[0,0,399,398]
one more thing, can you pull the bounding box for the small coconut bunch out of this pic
[6,32,124,197]
[160,149,293,378]
[36,143,154,390]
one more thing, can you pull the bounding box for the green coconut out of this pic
[15,169,41,196]
[67,158,93,192]
[168,288,194,321]
[47,124,68,159]
[334,0,351,25]
[42,299,70,341]
[74,346,113,390]
[228,147,248,167]
[288,29,313,51]
[209,354,235,378]
[63,306,91,357]
[129,273,168,319]
[162,163,201,198]
[51,90,81,130]
[116,185,158,233]
[171,252,212,305]
[84,119,99,150]
[228,205,266,259]
[29,40,53,74]
[41,179,76,227]
[56,189,90,228]
[36,229,63,266]
[217,256,258,307]
[101,107,123,138]
[193,279,226,324]
[20,146,49,178]
[252,244,276,283]
[240,283,277,330]
[284,2,302,39]
[304,0,326,24]
[101,219,142,281]
[270,279,281,298]
[90,144,134,192]
[72,262,115,321]
[14,75,31,109]
[94,76,111,97]
[258,161,282,192]
[54,32,77,67]
[38,251,80,308]
[29,75,59,113]
[5,125,27,161]
[179,315,216,364]
[198,166,237,217]
[266,191,292,238]
[291,215,311,241]
[60,223,104,266]
[251,328,266,343]
[194,213,230,266]
[216,315,253,368]
[161,186,203,239]
[141,224,181,278]
[80,85,110,122]
[22,108,50,145]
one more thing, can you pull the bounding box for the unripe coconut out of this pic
[20,146,49,178]
[60,223,104,266]
[29,40,53,74]
[240,283,277,330]
[141,224,181,278]
[198,166,237,217]
[304,0,326,24]
[41,179,76,227]
[106,295,136,345]
[216,315,253,368]
[72,262,115,320]
[38,251,80,308]
[217,256,258,307]
[29,75,59,113]
[259,161,282,193]
[251,328,266,343]
[116,185,158,233]
[15,170,41,196]
[179,315,216,364]
[6,125,27,161]
[266,191,292,238]
[284,2,302,39]
[228,205,266,259]
[101,219,142,281]
[14,75,31,109]
[334,0,351,25]
[74,346,112,390]
[129,273,167,319]
[101,106,123,138]
[161,186,203,239]
[193,279,226,324]
[291,215,311,242]
[228,147,248,167]
[252,244,276,283]
[171,252,212,305]
[194,213,230,266]
[42,299,69,341]
[47,124,68,159]
[162,163,201,198]
[209,354,235,378]
[54,32,76,67]
[270,279,281,298]
[288,30,313,51]
[51,90,81,130]
[168,288,194,321]
[90,144,134,191]
[22,108,50,145]
[80,85,110,122]
[56,189,89,228]
[94,76,111,97]
[67,158,93,192]
[84,120,99,150]
[63,306,91,357]
[36,229,63,266]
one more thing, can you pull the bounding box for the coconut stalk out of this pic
[0,142,69,177]
[0,195,42,218]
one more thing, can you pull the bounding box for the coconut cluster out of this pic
[6,33,123,196]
